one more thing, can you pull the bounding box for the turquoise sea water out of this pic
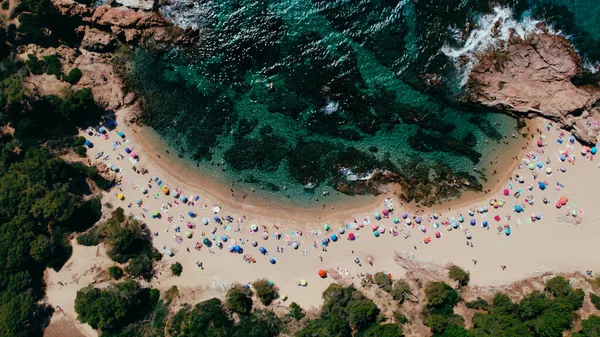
[130,0,600,206]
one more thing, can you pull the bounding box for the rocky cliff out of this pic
[466,31,600,144]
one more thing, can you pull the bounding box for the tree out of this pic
[390,280,412,303]
[253,279,279,306]
[347,299,380,331]
[29,235,53,264]
[288,302,305,321]
[108,266,123,280]
[448,265,470,288]
[63,67,82,84]
[233,309,281,337]
[363,323,404,337]
[167,298,233,337]
[425,282,459,313]
[74,279,151,332]
[170,262,183,276]
[591,293,600,310]
[226,283,254,315]
[573,315,600,337]
[544,276,571,297]
[125,254,154,281]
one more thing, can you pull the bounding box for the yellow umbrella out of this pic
[280,294,287,300]
[117,194,124,200]
[299,279,307,286]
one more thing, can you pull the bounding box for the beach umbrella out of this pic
[423,236,431,244]
[251,240,257,247]
[338,228,345,234]
[468,210,474,216]
[300,279,307,287]
[415,216,422,224]
[187,222,193,229]
[560,167,567,172]
[135,198,142,205]
[382,209,389,216]
[537,161,544,168]
[213,216,220,222]
[234,245,242,253]
[591,147,597,155]
[499,200,505,207]
[348,233,356,241]
[470,219,476,226]
[466,232,472,239]
[545,168,552,174]
[269,258,276,264]
[202,217,209,225]
[405,218,411,225]
[452,222,459,228]
[505,227,511,236]
[259,246,267,254]
[528,163,535,170]
[162,186,169,194]
[560,154,566,161]
[203,238,210,245]
[569,135,575,143]
[213,206,221,213]
[503,188,509,196]
[458,215,464,223]
[151,210,159,218]
[185,231,192,238]
[117,194,124,200]
[373,230,380,237]
[130,152,137,158]
[536,213,542,220]
[324,224,330,231]
[559,196,568,205]
[371,224,379,231]
[482,221,488,227]
[378,227,385,234]
[172,224,180,230]
[166,249,173,256]
[180,195,188,203]
[221,235,228,242]
[250,224,258,232]
[514,204,523,213]
[318,269,327,278]
[227,244,234,252]
[124,147,131,153]
[331,234,338,242]
[435,231,441,238]
[572,210,578,216]
[374,213,381,220]
[401,212,408,219]
[140,187,147,194]
[292,242,299,249]
[539,182,546,190]
[274,232,281,239]
[393,217,399,224]
[262,233,268,240]
[321,238,328,246]
[433,212,439,219]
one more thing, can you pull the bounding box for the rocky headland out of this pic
[466,27,600,144]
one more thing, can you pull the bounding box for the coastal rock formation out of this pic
[467,32,600,144]
[81,27,117,52]
[115,0,157,11]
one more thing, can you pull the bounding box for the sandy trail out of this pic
[44,114,600,336]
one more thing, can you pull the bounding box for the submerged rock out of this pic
[466,32,600,144]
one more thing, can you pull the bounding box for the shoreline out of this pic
[129,112,533,222]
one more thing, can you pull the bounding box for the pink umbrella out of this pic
[130,152,137,158]
[348,233,356,240]
[187,222,193,228]
[503,188,509,196]
[382,209,389,216]
[435,231,441,238]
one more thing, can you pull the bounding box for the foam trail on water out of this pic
[442,6,547,86]
[159,0,212,30]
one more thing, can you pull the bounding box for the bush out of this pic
[288,302,305,321]
[363,323,404,337]
[108,266,124,280]
[465,297,489,311]
[226,283,254,315]
[393,310,408,324]
[448,265,470,288]
[77,227,101,246]
[170,262,182,276]
[425,282,460,312]
[253,279,279,306]
[545,276,571,297]
[74,145,86,157]
[390,280,411,303]
[125,254,154,281]
[1,2,8,10]
[25,54,44,75]
[44,55,62,79]
[165,286,179,302]
[591,293,600,310]
[374,272,392,292]
[63,67,82,84]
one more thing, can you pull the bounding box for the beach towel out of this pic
[225,226,231,231]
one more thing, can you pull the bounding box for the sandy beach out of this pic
[44,112,600,336]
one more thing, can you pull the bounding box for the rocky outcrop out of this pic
[115,0,156,11]
[467,32,600,144]
[81,27,117,52]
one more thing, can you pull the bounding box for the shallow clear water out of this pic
[131,0,598,206]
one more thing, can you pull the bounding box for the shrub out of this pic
[1,2,8,10]
[77,227,101,246]
[425,282,460,312]
[108,266,123,280]
[393,310,408,324]
[363,323,404,337]
[25,54,44,75]
[74,145,86,157]
[591,293,600,310]
[390,280,412,303]
[465,297,489,311]
[347,299,380,331]
[288,302,305,321]
[374,272,392,292]
[63,67,82,84]
[545,276,571,297]
[253,278,279,306]
[125,254,154,281]
[226,283,254,315]
[165,285,179,302]
[170,262,182,276]
[448,265,470,288]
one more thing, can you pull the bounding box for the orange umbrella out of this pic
[318,269,327,278]
[559,196,568,205]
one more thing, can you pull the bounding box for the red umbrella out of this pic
[347,233,355,241]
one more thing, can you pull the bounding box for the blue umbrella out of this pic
[180,196,188,203]
[452,222,459,228]
[591,147,597,155]
[374,213,381,220]
[514,204,523,213]
[98,126,106,133]
[214,216,220,222]
[202,217,209,225]
[458,215,464,223]
[331,234,338,241]
[560,155,566,161]
[505,228,511,236]
[269,258,276,264]
[538,182,546,190]
[259,246,267,254]
[234,245,242,253]
[470,219,476,226]
[415,217,422,224]
[401,212,408,219]
[482,221,488,227]
[125,147,131,153]
[188,211,195,217]
[373,231,380,237]
[227,244,234,252]
[537,162,544,168]
[221,235,228,242]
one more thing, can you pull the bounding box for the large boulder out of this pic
[115,0,156,11]
[467,32,600,144]
[81,28,117,52]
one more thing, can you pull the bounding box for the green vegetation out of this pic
[254,278,280,306]
[374,271,393,292]
[390,279,412,304]
[288,302,305,321]
[108,266,124,280]
[590,293,600,310]
[422,282,465,335]
[63,67,82,84]
[226,283,254,315]
[170,262,182,276]
[1,2,9,10]
[448,265,470,288]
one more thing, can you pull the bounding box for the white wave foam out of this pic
[442,6,550,85]
[339,168,375,182]
[321,99,339,115]
[159,0,212,30]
